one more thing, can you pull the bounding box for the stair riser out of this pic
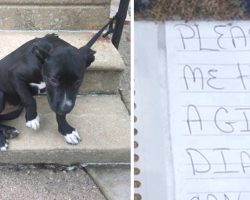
[0,150,130,164]
[35,71,121,94]
[0,5,109,30]
[81,71,121,94]
[0,31,124,93]
[0,0,109,5]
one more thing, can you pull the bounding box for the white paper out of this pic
[134,22,170,200]
[166,21,250,200]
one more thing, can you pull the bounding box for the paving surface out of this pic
[87,165,131,200]
[0,167,106,200]
[0,95,130,164]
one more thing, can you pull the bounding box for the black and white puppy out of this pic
[0,33,96,150]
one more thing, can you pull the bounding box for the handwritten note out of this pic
[166,21,250,200]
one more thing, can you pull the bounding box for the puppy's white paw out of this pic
[26,115,40,130]
[0,143,8,151]
[64,130,81,145]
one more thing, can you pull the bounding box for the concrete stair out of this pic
[0,31,130,164]
[0,0,111,30]
[0,95,130,164]
[0,31,124,94]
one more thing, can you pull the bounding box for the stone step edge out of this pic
[0,30,125,72]
[0,0,110,5]
[0,95,130,164]
[38,93,120,97]
[0,149,130,164]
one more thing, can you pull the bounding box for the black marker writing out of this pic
[214,107,235,133]
[207,69,224,90]
[175,24,195,50]
[230,26,247,48]
[195,24,218,51]
[183,65,204,90]
[207,194,218,200]
[240,151,250,173]
[187,105,203,135]
[186,148,211,176]
[237,63,248,90]
[213,148,238,174]
[214,25,227,50]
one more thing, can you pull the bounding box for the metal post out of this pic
[112,0,129,49]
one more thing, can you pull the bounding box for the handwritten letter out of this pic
[166,21,250,200]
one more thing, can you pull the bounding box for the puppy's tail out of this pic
[86,15,117,48]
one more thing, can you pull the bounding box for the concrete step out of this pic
[0,0,110,29]
[0,95,130,164]
[0,31,125,94]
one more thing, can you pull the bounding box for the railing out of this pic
[102,0,129,49]
[111,0,130,49]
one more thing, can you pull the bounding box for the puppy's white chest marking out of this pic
[29,82,46,94]
[29,82,46,90]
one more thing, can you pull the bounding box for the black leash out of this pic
[86,14,118,48]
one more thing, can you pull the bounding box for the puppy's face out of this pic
[33,45,95,115]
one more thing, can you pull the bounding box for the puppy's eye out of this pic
[49,77,59,87]
[74,80,82,88]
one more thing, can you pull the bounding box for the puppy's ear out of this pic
[32,45,50,64]
[79,46,96,68]
[86,49,96,68]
